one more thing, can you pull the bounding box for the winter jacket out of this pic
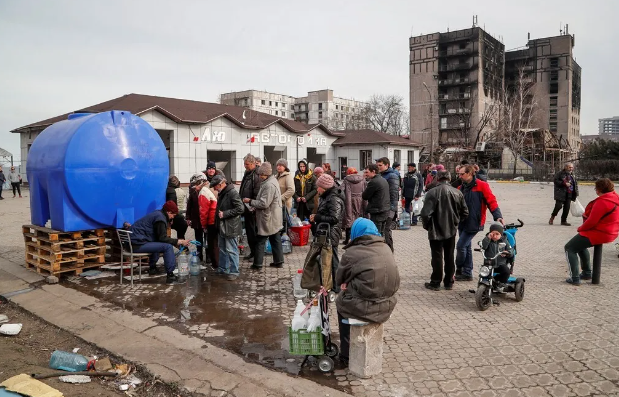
[458,177,502,233]
[175,187,187,213]
[215,184,245,238]
[312,186,345,246]
[420,182,469,240]
[165,181,177,203]
[553,170,579,202]
[250,175,283,236]
[336,235,400,323]
[476,168,488,182]
[198,186,217,229]
[130,210,178,246]
[362,175,390,219]
[186,187,201,227]
[481,234,513,268]
[402,171,423,199]
[240,168,261,200]
[293,170,317,211]
[8,171,21,184]
[578,191,619,245]
[380,167,400,212]
[276,171,295,210]
[0,171,5,184]
[341,174,367,229]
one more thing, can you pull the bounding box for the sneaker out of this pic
[210,264,219,270]
[166,274,179,284]
[566,278,581,286]
[455,274,474,281]
[269,262,284,268]
[13,195,16,198]
[424,282,440,291]
[444,284,453,290]
[226,274,239,281]
[579,273,592,280]
[250,265,262,270]
[561,222,572,226]
[148,267,161,276]
[19,195,22,198]
[455,269,463,276]
[0,197,4,200]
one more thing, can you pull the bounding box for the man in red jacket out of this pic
[564,178,619,285]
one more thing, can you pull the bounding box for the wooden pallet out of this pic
[22,224,107,276]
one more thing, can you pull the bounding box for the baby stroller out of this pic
[288,223,339,372]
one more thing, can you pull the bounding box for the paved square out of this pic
[1,182,618,397]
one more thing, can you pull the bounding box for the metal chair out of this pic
[116,229,149,287]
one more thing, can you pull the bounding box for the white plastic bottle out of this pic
[291,300,308,331]
[306,300,321,332]
[293,269,306,298]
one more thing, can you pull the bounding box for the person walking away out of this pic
[293,160,317,221]
[186,173,207,262]
[455,164,504,281]
[480,223,513,289]
[361,164,391,249]
[311,166,324,214]
[376,157,399,251]
[198,175,218,270]
[402,163,423,225]
[335,218,400,366]
[129,201,190,283]
[8,167,22,198]
[165,176,188,239]
[310,174,345,291]
[239,154,261,261]
[341,167,367,244]
[276,159,295,229]
[392,162,402,188]
[420,170,468,290]
[244,162,284,269]
[550,162,579,226]
[211,175,244,281]
[0,166,5,200]
[564,178,619,285]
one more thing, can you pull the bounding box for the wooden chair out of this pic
[116,229,149,287]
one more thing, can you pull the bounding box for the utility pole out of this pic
[423,82,434,162]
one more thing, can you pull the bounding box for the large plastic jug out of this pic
[177,252,189,278]
[49,350,89,372]
[27,111,169,232]
[189,252,201,276]
[282,233,292,254]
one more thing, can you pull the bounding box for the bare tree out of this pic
[498,67,540,177]
[449,92,500,150]
[362,95,406,135]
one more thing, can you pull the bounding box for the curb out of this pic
[0,258,350,397]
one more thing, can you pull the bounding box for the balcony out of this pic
[440,122,469,130]
[439,108,471,116]
[438,47,473,57]
[438,77,476,86]
[438,61,477,72]
[438,92,472,101]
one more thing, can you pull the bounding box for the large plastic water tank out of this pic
[27,111,169,231]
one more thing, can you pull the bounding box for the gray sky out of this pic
[1,0,617,163]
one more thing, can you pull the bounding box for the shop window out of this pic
[394,150,401,165]
[360,150,373,169]
[408,150,414,164]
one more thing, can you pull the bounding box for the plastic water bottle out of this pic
[306,300,321,332]
[291,300,308,331]
[282,233,292,254]
[49,350,89,372]
[293,269,306,298]
[189,251,201,276]
[177,252,189,279]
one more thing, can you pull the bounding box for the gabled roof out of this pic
[332,129,422,147]
[11,93,342,136]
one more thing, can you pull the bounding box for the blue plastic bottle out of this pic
[49,350,89,372]
[282,233,292,254]
[189,251,201,276]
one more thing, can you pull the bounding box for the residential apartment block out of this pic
[599,116,619,135]
[219,89,366,130]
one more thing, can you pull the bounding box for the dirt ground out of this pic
[0,299,192,397]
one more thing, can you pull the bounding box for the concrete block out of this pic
[348,322,384,379]
[46,276,59,284]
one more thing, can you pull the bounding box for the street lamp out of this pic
[422,82,434,163]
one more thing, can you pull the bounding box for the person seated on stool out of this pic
[129,200,190,284]
[335,218,400,366]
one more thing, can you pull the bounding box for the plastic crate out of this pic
[288,327,324,355]
[289,225,311,246]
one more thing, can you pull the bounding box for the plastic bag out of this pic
[570,199,585,217]
[412,197,424,216]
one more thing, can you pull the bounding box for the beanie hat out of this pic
[257,162,273,176]
[489,222,504,235]
[313,166,324,175]
[346,167,357,175]
[162,200,179,214]
[206,160,216,169]
[276,158,288,169]
[190,173,207,185]
[435,164,445,171]
[316,174,335,190]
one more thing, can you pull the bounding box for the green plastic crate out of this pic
[288,327,324,355]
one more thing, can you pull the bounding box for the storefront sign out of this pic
[200,128,328,146]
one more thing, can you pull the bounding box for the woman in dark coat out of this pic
[341,167,367,245]
[335,218,400,365]
[550,163,579,226]
[293,160,317,221]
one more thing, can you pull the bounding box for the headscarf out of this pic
[350,218,382,241]
[295,160,313,196]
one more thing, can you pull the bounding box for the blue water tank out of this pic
[27,111,169,231]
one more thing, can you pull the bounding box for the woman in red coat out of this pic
[565,178,619,285]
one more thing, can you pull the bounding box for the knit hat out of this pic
[190,173,207,185]
[276,158,288,169]
[435,164,445,171]
[257,162,273,176]
[162,200,179,214]
[316,174,334,190]
[489,222,504,235]
[206,160,216,170]
[209,174,225,188]
[346,167,357,175]
[313,166,324,175]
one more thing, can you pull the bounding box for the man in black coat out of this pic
[420,171,469,290]
[239,154,262,260]
[402,163,424,225]
[362,164,392,251]
[550,162,579,226]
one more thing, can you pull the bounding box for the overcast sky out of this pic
[1,0,617,163]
